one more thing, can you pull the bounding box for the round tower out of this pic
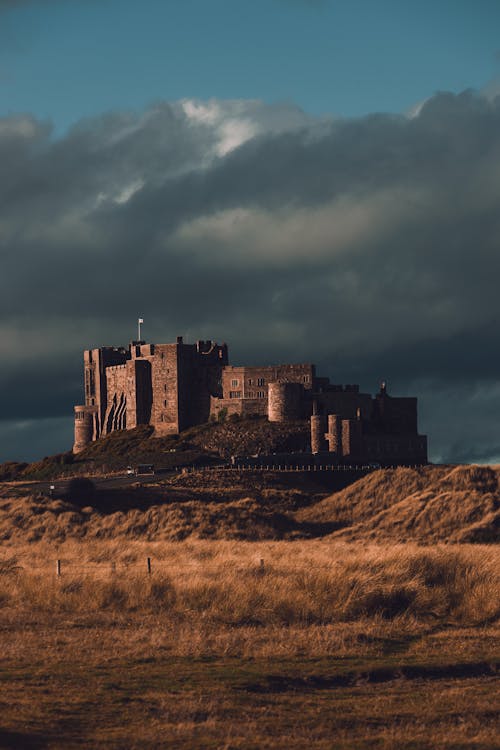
[310,414,327,454]
[327,414,342,455]
[268,381,303,422]
[73,405,96,454]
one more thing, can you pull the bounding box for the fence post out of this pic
[56,559,61,577]
[147,557,152,575]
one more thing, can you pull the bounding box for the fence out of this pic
[172,464,422,474]
[51,557,268,578]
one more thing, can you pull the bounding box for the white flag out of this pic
[138,318,144,323]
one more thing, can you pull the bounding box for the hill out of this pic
[0,417,310,481]
[297,464,500,543]
[1,464,499,543]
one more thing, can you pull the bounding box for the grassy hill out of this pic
[0,417,310,481]
[1,463,499,544]
[298,464,500,543]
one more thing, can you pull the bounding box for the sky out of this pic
[1,0,500,463]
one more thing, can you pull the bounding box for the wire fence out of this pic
[3,557,346,578]
[52,557,268,577]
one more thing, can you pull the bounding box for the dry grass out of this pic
[1,540,498,648]
[298,465,500,542]
[0,540,498,748]
[3,464,500,544]
[1,464,499,747]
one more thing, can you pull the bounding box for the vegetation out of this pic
[299,464,500,543]
[2,540,498,630]
[1,417,310,480]
[2,465,499,543]
[0,540,498,748]
[1,462,499,746]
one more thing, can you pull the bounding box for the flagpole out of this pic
[137,317,144,342]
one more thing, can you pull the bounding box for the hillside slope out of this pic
[1,465,499,543]
[298,465,500,543]
[0,418,310,481]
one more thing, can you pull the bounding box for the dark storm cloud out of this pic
[1,92,500,462]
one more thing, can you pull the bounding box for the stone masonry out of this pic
[73,337,428,466]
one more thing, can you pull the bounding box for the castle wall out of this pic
[341,418,363,459]
[125,359,152,429]
[310,410,428,465]
[222,364,313,400]
[149,344,180,435]
[314,390,373,420]
[103,364,128,434]
[210,395,268,419]
[360,434,427,465]
[84,347,129,438]
[148,339,227,435]
[219,364,314,420]
[374,394,418,434]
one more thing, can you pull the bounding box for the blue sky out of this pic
[1,0,499,131]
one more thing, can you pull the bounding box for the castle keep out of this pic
[73,337,427,465]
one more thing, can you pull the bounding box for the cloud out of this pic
[1,90,500,462]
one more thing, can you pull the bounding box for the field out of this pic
[0,539,498,749]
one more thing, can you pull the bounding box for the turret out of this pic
[268,381,303,422]
[73,405,97,454]
[310,414,327,453]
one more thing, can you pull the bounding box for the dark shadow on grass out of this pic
[59,486,346,537]
[0,728,47,749]
[242,661,500,693]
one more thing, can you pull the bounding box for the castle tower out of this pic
[73,405,97,454]
[310,414,327,453]
[341,418,363,460]
[268,381,303,422]
[326,414,342,455]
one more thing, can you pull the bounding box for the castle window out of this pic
[229,391,242,399]
[257,378,265,386]
[164,400,167,407]
[303,375,310,383]
[248,378,253,386]
[164,384,167,392]
[257,391,265,398]
[247,392,255,399]
[231,379,239,387]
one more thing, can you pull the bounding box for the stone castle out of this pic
[73,336,428,465]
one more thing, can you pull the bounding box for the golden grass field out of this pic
[0,538,498,748]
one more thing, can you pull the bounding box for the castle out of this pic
[73,336,428,465]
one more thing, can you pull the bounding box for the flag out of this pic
[138,318,144,323]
